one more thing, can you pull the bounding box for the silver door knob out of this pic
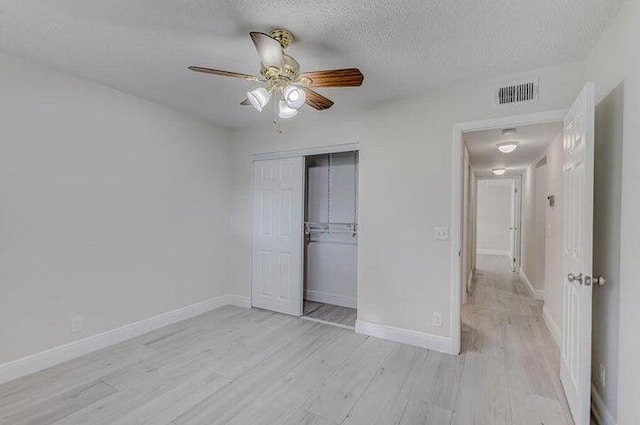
[593,276,606,286]
[568,273,583,284]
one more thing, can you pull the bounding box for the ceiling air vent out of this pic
[495,80,538,105]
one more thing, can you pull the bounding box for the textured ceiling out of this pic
[465,121,564,176]
[0,0,620,128]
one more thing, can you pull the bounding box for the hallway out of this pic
[461,254,574,424]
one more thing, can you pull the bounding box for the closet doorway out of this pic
[302,152,358,329]
[251,145,359,330]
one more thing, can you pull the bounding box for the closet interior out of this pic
[302,151,359,328]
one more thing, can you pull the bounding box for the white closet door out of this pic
[251,158,304,316]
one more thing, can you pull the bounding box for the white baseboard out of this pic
[542,305,561,349]
[477,249,510,257]
[591,384,616,425]
[519,268,545,300]
[224,293,252,309]
[0,293,251,386]
[305,290,356,309]
[355,319,454,354]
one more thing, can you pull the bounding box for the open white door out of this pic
[252,158,304,316]
[560,82,595,425]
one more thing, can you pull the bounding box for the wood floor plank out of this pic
[451,352,511,425]
[341,344,424,425]
[102,372,230,425]
[304,303,357,327]
[225,329,365,425]
[509,390,569,425]
[282,408,338,425]
[466,305,504,358]
[173,323,336,425]
[403,350,465,411]
[0,380,116,425]
[0,341,155,418]
[304,336,395,423]
[398,398,453,425]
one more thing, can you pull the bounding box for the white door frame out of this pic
[450,109,566,354]
[473,175,522,271]
[251,143,360,313]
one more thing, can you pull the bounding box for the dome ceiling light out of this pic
[497,141,519,153]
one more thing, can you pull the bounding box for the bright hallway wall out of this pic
[585,1,640,421]
[0,52,233,364]
[475,179,513,257]
[228,62,585,348]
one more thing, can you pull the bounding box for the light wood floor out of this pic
[303,301,357,328]
[0,254,575,425]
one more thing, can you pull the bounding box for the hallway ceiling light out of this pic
[497,141,519,153]
[492,168,507,176]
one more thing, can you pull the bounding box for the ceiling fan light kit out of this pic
[189,29,364,131]
[278,100,298,119]
[247,87,271,112]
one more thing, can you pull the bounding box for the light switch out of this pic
[434,227,449,241]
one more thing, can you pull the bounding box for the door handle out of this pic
[567,273,583,284]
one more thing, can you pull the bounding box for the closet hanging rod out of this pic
[304,221,358,237]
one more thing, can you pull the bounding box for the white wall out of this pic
[229,62,585,344]
[521,158,550,291]
[476,179,513,256]
[304,153,358,308]
[461,147,476,303]
[0,53,232,364]
[535,163,547,287]
[585,2,640,420]
[542,133,565,343]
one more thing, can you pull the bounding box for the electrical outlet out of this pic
[434,227,449,241]
[71,315,83,334]
[432,312,443,327]
[599,363,606,388]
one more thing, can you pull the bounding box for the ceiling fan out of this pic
[188,29,364,121]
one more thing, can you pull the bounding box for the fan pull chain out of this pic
[273,91,283,134]
[327,153,332,223]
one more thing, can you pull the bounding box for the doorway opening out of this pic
[250,144,359,330]
[301,152,358,329]
[452,83,596,424]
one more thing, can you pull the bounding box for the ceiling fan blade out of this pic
[188,66,260,82]
[299,68,364,88]
[240,99,251,106]
[302,87,334,110]
[250,32,284,70]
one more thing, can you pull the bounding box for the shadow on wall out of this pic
[592,82,623,420]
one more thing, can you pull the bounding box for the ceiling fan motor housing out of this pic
[261,54,301,86]
[268,29,295,48]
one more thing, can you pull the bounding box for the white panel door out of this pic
[251,158,304,316]
[561,82,595,425]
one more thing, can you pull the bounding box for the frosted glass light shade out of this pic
[247,87,270,111]
[497,141,519,153]
[283,85,306,109]
[278,100,298,119]
[492,168,507,176]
